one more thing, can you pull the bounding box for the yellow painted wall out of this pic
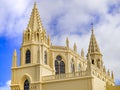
[107,85,120,90]
[93,76,106,90]
[43,77,93,90]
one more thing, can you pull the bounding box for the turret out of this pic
[87,23,103,69]
[20,3,50,66]
[12,49,17,67]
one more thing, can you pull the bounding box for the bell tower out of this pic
[87,24,103,70]
[21,2,51,65]
[11,3,53,90]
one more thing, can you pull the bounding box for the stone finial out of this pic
[91,23,94,34]
[88,53,91,63]
[111,71,114,79]
[74,43,77,52]
[12,49,17,67]
[47,35,51,46]
[81,48,84,57]
[34,2,37,9]
[103,66,106,73]
[107,69,110,76]
[66,37,69,48]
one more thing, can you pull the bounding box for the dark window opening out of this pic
[71,63,75,73]
[60,61,65,74]
[26,50,31,64]
[78,64,81,71]
[24,80,29,90]
[56,55,62,61]
[55,60,59,74]
[55,55,65,74]
[44,51,47,64]
[92,60,94,64]
[71,59,75,73]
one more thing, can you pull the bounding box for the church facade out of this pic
[11,3,117,90]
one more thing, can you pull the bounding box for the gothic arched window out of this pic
[55,60,59,74]
[71,59,75,73]
[26,50,31,64]
[44,51,47,64]
[24,80,29,90]
[55,55,65,74]
[78,64,81,71]
[60,61,65,74]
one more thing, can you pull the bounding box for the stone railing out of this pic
[42,71,87,81]
[91,65,114,83]
[51,46,67,50]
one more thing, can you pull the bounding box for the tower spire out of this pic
[87,23,103,69]
[91,22,94,34]
[27,2,43,31]
[88,24,101,54]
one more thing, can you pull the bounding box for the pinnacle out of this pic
[27,2,43,31]
[14,49,17,56]
[91,22,94,35]
[34,2,37,9]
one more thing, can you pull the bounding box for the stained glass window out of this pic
[55,55,65,74]
[60,61,65,74]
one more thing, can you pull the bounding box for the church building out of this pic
[11,3,118,90]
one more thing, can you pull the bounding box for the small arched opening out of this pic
[24,80,29,90]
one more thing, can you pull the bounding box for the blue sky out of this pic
[0,0,120,89]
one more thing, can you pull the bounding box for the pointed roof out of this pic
[27,2,43,31]
[88,24,101,54]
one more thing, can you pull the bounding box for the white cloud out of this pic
[37,0,120,83]
[0,0,32,38]
[0,80,11,90]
